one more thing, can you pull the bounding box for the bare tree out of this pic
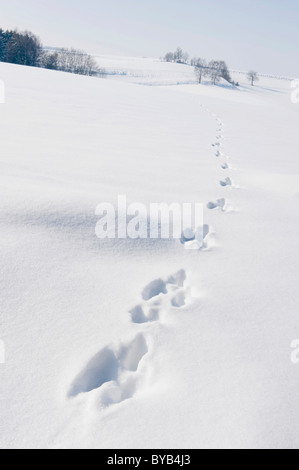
[207,60,232,85]
[174,47,184,63]
[164,52,174,62]
[193,58,208,83]
[208,60,222,85]
[218,61,231,83]
[40,50,59,70]
[247,70,259,86]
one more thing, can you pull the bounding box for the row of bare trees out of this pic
[192,58,234,85]
[40,48,103,76]
[164,48,236,85]
[164,47,189,64]
[0,28,104,77]
[164,47,259,87]
[194,59,259,86]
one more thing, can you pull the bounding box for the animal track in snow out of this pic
[68,333,148,406]
[207,198,227,211]
[219,177,233,187]
[167,269,186,287]
[171,291,186,308]
[131,269,189,324]
[68,269,192,408]
[221,162,229,170]
[69,348,118,397]
[142,278,167,301]
[180,224,212,250]
[130,305,160,324]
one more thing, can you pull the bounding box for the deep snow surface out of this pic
[1,58,299,449]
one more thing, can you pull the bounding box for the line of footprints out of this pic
[67,107,237,407]
[181,108,237,249]
[68,269,190,408]
[209,113,237,210]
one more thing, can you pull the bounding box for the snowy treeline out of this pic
[163,47,190,64]
[0,28,103,77]
[0,29,42,67]
[163,47,239,85]
[40,48,103,77]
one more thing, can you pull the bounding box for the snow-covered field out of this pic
[94,54,198,85]
[1,56,299,449]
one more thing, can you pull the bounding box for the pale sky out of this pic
[0,0,298,76]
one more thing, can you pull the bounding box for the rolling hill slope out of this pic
[0,58,299,449]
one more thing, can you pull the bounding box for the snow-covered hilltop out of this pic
[1,56,299,449]
[93,54,198,85]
